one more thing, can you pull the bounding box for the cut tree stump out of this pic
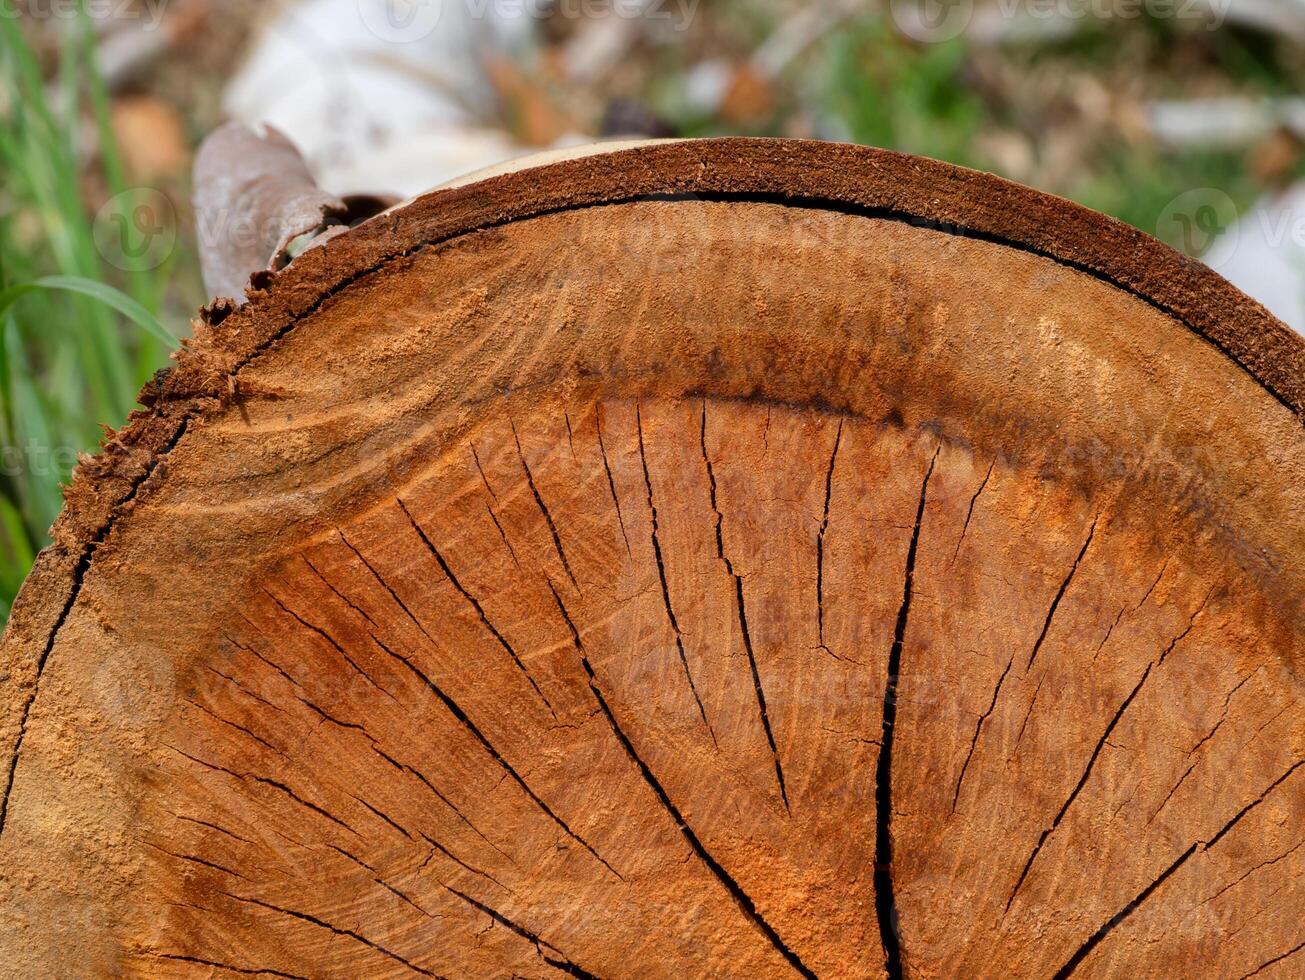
[1,139,1303,980]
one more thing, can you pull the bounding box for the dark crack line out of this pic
[185,699,282,755]
[951,458,994,563]
[262,588,399,704]
[205,664,285,714]
[1226,881,1290,943]
[335,532,520,861]
[563,412,579,464]
[1148,667,1262,827]
[327,842,376,871]
[511,419,579,590]
[330,848,448,928]
[816,419,844,658]
[1109,781,1141,822]
[168,745,362,839]
[1146,762,1196,826]
[359,617,623,881]
[138,951,308,979]
[375,876,442,920]
[1049,840,1199,979]
[1006,661,1153,912]
[1238,939,1305,979]
[1011,671,1047,757]
[442,883,600,979]
[1200,835,1305,907]
[546,580,815,979]
[1026,516,1097,671]
[222,892,443,977]
[373,745,511,860]
[1186,667,1260,760]
[1051,758,1305,978]
[1135,558,1170,611]
[0,418,189,837]
[733,575,787,810]
[1092,560,1171,663]
[143,840,247,880]
[1206,759,1305,850]
[171,812,253,845]
[636,404,715,744]
[594,406,631,554]
[701,403,782,803]
[1091,607,1126,663]
[351,792,417,841]
[875,446,939,980]
[303,554,377,628]
[336,528,441,649]
[1237,703,1293,758]
[1009,590,1213,908]
[486,504,523,569]
[470,444,498,502]
[298,695,379,743]
[420,831,511,891]
[165,899,220,916]
[397,498,557,719]
[1156,589,1213,668]
[225,633,304,692]
[951,655,1013,813]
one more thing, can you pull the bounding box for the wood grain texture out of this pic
[0,140,1301,979]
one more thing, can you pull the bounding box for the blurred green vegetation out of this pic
[825,14,1295,232]
[0,13,178,618]
[828,26,987,171]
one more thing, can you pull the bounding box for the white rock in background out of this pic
[1204,183,1305,334]
[1148,98,1305,148]
[222,0,538,197]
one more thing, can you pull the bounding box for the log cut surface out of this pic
[0,140,1302,979]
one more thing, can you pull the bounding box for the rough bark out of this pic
[0,139,1301,979]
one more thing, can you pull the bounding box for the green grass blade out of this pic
[0,495,35,597]
[0,277,176,348]
[2,317,62,538]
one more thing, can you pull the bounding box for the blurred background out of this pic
[1,0,1303,620]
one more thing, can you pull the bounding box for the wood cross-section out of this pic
[0,141,1301,979]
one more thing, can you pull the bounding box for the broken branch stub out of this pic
[193,122,347,303]
[0,139,1302,979]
